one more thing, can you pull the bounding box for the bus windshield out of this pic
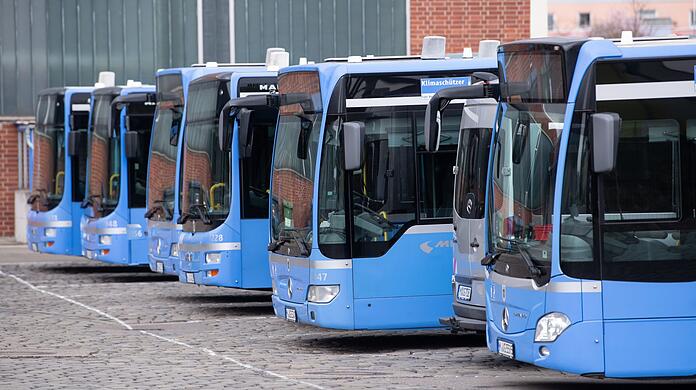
[87,93,120,217]
[146,74,183,221]
[489,50,567,283]
[270,71,322,257]
[179,78,231,233]
[32,93,65,211]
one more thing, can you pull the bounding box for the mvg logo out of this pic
[419,240,451,254]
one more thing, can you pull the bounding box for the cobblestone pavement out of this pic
[1,245,694,389]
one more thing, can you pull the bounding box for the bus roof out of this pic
[278,56,498,88]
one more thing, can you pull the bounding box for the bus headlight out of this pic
[45,228,57,238]
[272,279,278,295]
[99,235,112,245]
[307,285,339,303]
[170,243,179,257]
[205,252,221,264]
[534,312,571,342]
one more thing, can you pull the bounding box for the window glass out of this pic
[240,107,278,219]
[598,98,696,282]
[270,71,322,257]
[453,100,497,219]
[126,98,155,208]
[147,74,183,220]
[32,94,65,211]
[87,93,120,217]
[179,79,231,233]
[70,93,91,203]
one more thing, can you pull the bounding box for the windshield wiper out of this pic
[482,237,543,278]
[273,228,310,256]
[81,194,101,209]
[144,200,172,220]
[267,237,288,252]
[27,189,48,206]
[177,204,212,225]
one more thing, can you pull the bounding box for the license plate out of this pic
[85,250,96,259]
[155,262,164,273]
[185,272,195,284]
[457,285,472,301]
[498,339,515,359]
[31,243,38,252]
[285,307,297,322]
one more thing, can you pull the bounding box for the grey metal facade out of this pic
[1,0,407,117]
[0,0,198,117]
[231,0,408,64]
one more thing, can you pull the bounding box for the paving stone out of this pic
[0,249,691,389]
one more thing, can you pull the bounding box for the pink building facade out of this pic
[548,0,696,37]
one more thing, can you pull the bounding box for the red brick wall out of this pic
[410,0,531,55]
[272,169,313,232]
[146,151,176,212]
[0,122,19,236]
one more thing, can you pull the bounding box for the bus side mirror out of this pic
[67,131,85,157]
[424,96,443,152]
[343,121,365,171]
[424,82,500,152]
[591,112,621,173]
[237,108,254,158]
[125,131,140,159]
[218,105,233,151]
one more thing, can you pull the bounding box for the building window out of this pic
[639,9,656,20]
[579,12,591,28]
[548,13,555,31]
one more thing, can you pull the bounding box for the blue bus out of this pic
[177,70,281,288]
[268,39,497,330]
[27,86,93,255]
[480,36,696,377]
[146,63,269,275]
[81,84,156,264]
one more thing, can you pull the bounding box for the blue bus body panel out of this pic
[271,57,498,330]
[177,70,276,289]
[83,86,155,266]
[27,87,94,256]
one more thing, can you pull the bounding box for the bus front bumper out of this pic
[487,318,604,376]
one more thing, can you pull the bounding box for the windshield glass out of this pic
[32,93,65,211]
[87,93,120,217]
[147,74,183,221]
[489,103,565,268]
[270,71,322,257]
[179,78,231,233]
[488,50,568,283]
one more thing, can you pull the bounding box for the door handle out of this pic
[470,238,480,248]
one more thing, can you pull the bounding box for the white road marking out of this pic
[0,269,325,390]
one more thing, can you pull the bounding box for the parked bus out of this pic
[424,71,500,332]
[27,85,95,255]
[177,57,286,288]
[146,58,277,275]
[81,83,156,264]
[269,37,497,330]
[478,35,696,378]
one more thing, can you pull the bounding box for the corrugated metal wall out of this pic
[232,0,408,64]
[0,0,198,117]
[0,0,408,117]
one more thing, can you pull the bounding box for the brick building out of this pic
[409,0,539,55]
